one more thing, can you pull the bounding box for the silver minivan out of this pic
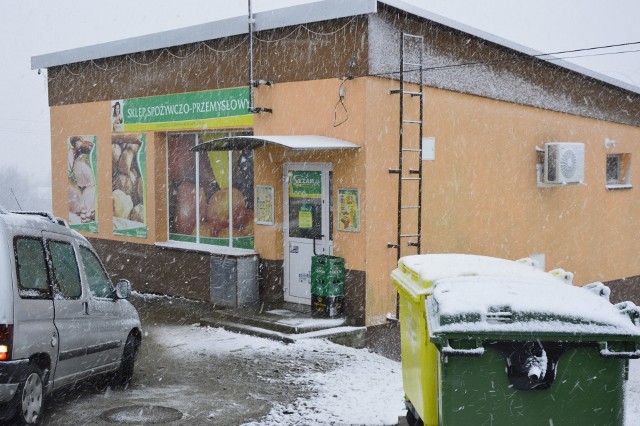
[0,208,142,425]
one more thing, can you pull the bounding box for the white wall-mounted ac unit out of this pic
[543,142,585,184]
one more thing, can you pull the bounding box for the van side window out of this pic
[47,241,82,299]
[79,246,113,298]
[15,237,51,299]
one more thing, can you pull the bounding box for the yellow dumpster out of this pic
[391,254,565,426]
[391,259,439,426]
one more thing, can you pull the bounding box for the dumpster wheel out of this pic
[405,400,424,426]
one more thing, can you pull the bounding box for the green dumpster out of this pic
[394,254,640,426]
[311,255,345,318]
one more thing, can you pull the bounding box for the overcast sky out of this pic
[2,0,639,185]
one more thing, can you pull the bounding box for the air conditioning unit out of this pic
[543,142,585,184]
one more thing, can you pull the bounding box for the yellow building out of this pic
[33,0,640,326]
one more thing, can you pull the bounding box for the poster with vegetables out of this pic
[68,135,98,232]
[112,134,147,238]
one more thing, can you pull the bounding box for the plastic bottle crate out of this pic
[311,255,345,283]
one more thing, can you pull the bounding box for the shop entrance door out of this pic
[283,163,332,305]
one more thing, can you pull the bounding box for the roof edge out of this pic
[31,0,377,70]
[379,0,640,95]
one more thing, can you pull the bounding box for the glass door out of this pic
[283,163,332,304]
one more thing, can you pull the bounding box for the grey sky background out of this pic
[1,0,639,188]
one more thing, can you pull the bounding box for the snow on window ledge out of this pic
[155,241,257,256]
[606,183,633,190]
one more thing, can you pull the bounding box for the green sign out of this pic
[289,171,322,199]
[112,87,253,132]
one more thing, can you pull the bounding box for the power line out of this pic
[537,41,640,57]
[546,48,640,61]
[368,40,640,78]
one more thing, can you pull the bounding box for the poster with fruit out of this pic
[338,188,360,232]
[167,133,254,249]
[112,134,147,238]
[68,135,98,232]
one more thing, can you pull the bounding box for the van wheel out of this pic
[12,364,44,425]
[112,333,139,387]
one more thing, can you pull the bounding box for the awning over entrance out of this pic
[190,135,360,152]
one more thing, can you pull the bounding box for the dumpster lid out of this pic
[426,275,640,339]
[400,254,560,285]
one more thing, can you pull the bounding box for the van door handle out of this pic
[83,302,89,315]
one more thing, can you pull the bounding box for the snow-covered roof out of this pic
[30,0,640,96]
[382,0,640,95]
[30,0,377,70]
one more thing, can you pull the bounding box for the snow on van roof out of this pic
[400,253,560,285]
[0,211,84,240]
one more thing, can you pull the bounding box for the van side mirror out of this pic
[115,279,132,299]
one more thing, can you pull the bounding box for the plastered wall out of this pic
[51,102,160,245]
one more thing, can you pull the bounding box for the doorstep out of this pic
[200,304,366,348]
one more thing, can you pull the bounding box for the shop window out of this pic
[606,153,632,189]
[167,132,254,249]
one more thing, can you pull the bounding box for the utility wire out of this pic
[368,40,640,77]
[536,40,640,57]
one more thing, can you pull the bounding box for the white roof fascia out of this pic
[257,135,360,150]
[31,0,377,70]
[192,135,360,151]
[380,0,640,95]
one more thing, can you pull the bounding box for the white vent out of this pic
[543,142,585,184]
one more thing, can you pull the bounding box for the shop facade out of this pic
[35,1,640,326]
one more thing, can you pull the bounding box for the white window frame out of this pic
[606,153,632,190]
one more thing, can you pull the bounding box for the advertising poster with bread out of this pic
[67,135,98,232]
[112,134,147,237]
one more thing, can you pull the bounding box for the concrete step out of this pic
[199,307,366,348]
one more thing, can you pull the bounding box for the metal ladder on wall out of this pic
[388,32,424,257]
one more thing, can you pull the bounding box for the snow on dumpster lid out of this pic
[399,254,559,285]
[426,275,640,338]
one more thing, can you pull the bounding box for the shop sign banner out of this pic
[338,188,360,232]
[112,134,147,238]
[68,135,98,233]
[288,171,322,199]
[255,185,274,225]
[112,87,253,132]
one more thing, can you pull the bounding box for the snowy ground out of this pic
[627,359,640,426]
[29,290,640,425]
[162,325,406,425]
[160,327,640,425]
